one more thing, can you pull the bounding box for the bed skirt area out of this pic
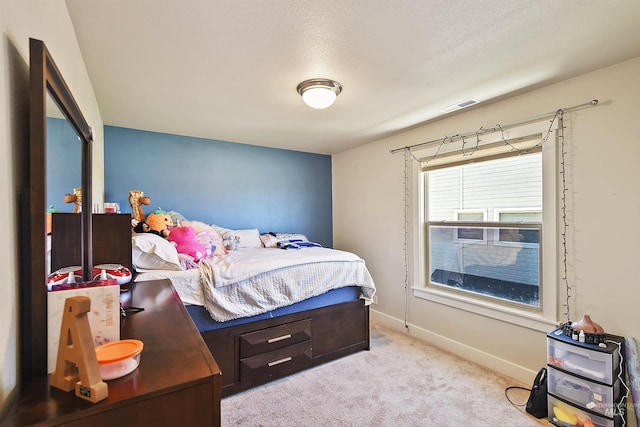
[186,286,361,333]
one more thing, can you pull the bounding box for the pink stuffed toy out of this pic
[167,226,208,261]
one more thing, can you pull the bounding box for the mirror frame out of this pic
[23,38,93,383]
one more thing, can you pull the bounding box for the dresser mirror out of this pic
[46,95,82,214]
[23,38,93,384]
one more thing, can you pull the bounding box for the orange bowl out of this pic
[95,339,143,380]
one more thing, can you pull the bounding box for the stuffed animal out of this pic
[181,220,227,256]
[223,232,240,251]
[129,190,151,222]
[63,187,82,213]
[133,221,164,237]
[167,210,187,227]
[195,229,227,256]
[167,226,208,261]
[145,207,173,238]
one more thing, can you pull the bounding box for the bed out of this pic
[130,220,376,396]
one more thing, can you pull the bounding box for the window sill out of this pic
[413,286,559,333]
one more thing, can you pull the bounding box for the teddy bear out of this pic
[223,232,240,251]
[145,207,173,238]
[167,225,209,261]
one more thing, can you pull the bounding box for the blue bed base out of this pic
[186,286,361,333]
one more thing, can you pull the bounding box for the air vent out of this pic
[440,99,479,113]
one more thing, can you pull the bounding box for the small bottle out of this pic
[572,329,579,340]
[578,330,586,343]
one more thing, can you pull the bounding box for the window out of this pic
[411,121,558,329]
[426,154,542,307]
[454,210,486,242]
[495,210,542,247]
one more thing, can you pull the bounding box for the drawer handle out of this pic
[268,334,292,344]
[268,357,292,367]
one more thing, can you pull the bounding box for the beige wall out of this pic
[0,0,103,415]
[333,56,640,388]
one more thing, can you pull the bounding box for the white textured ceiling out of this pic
[64,0,640,155]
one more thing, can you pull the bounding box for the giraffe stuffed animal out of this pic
[129,190,151,222]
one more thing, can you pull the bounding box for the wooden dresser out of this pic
[1,280,222,427]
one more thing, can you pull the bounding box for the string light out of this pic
[558,112,572,324]
[403,149,410,330]
[397,100,598,322]
[420,136,448,164]
[608,339,631,426]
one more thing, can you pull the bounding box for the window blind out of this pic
[413,120,556,171]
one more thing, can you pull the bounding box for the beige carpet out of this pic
[221,322,549,426]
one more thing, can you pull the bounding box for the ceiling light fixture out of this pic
[296,78,342,109]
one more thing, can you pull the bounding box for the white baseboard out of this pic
[370,308,537,385]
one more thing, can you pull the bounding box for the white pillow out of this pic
[211,225,263,249]
[132,233,182,271]
[232,228,263,249]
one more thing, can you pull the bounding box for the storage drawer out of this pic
[548,394,624,427]
[548,366,620,416]
[547,330,621,385]
[240,340,312,384]
[240,318,311,358]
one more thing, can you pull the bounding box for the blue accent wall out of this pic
[104,126,333,247]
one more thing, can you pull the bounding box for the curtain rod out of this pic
[389,99,598,154]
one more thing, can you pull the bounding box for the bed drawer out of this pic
[240,318,312,358]
[240,340,312,384]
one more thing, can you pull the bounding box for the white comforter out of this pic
[197,247,376,321]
